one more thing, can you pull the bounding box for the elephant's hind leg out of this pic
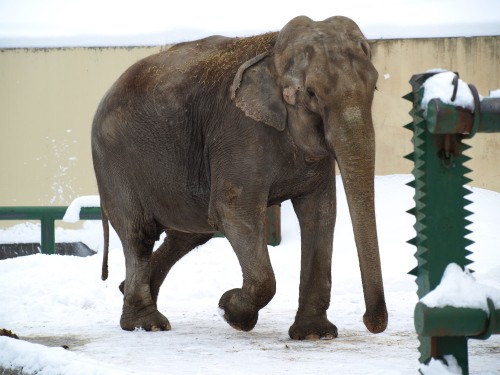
[119,220,171,332]
[119,231,213,301]
[149,231,213,303]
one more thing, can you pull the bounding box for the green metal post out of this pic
[265,205,281,247]
[40,216,56,255]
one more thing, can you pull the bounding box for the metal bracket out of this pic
[471,298,497,340]
[465,84,481,139]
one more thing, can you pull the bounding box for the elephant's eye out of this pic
[306,88,316,98]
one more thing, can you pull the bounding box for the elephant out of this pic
[91,15,388,340]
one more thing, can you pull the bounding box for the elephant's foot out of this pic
[288,314,338,340]
[218,288,259,332]
[120,305,171,332]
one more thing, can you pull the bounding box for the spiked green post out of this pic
[404,73,475,371]
[405,73,500,374]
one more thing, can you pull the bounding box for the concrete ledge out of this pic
[0,242,96,260]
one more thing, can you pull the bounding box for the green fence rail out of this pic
[0,206,101,255]
[0,205,281,255]
[404,71,500,374]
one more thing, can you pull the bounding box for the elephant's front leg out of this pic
[211,194,276,332]
[289,180,338,340]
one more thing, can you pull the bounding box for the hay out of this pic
[190,32,278,86]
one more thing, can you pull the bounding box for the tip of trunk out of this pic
[363,304,388,334]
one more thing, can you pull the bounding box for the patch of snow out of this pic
[489,89,500,98]
[0,337,133,375]
[63,195,100,223]
[217,307,226,319]
[420,263,500,313]
[0,222,42,244]
[420,355,463,375]
[421,71,474,115]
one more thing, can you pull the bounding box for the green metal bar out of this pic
[79,207,102,220]
[0,206,67,220]
[415,302,500,337]
[0,206,101,221]
[426,98,500,135]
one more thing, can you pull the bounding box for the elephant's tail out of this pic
[101,206,110,281]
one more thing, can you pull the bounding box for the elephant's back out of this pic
[91,35,239,138]
[92,31,279,148]
[111,32,278,94]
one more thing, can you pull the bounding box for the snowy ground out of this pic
[0,175,499,374]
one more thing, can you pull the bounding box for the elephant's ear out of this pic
[230,53,286,131]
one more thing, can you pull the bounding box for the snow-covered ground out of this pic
[0,175,499,374]
[1,0,500,48]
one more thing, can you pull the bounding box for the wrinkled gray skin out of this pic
[92,15,388,339]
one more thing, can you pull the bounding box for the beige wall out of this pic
[371,36,500,190]
[0,46,161,206]
[0,37,499,212]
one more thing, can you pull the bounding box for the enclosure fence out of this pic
[0,206,281,254]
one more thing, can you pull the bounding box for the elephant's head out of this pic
[231,16,387,334]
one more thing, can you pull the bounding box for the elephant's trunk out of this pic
[325,105,388,334]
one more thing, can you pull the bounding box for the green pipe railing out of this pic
[404,71,500,374]
[415,300,500,339]
[0,206,101,255]
[0,205,281,255]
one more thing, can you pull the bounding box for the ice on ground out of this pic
[63,195,100,223]
[420,263,500,313]
[421,71,475,115]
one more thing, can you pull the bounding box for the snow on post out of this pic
[420,71,475,115]
[63,196,100,223]
[420,263,500,312]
